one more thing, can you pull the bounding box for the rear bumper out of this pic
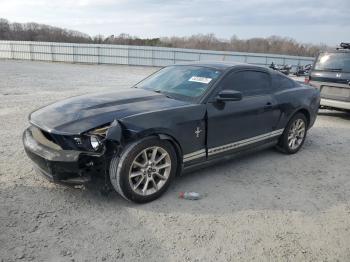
[320,98,350,110]
[23,127,104,183]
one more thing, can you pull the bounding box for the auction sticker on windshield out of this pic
[189,76,212,84]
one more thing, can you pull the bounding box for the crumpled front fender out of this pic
[105,120,123,143]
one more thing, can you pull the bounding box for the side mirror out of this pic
[216,90,242,102]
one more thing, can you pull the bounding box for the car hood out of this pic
[29,88,191,135]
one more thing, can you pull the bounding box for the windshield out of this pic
[136,65,222,101]
[314,52,350,72]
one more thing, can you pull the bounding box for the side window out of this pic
[274,74,296,89]
[221,70,271,96]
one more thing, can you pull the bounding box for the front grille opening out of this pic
[31,126,62,150]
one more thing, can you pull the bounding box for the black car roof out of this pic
[173,61,262,70]
[319,49,350,54]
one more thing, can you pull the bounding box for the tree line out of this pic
[0,18,328,57]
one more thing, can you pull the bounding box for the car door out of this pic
[206,69,281,159]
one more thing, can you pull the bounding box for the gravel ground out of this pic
[1,60,350,262]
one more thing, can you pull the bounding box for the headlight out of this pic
[90,135,101,151]
[86,123,113,151]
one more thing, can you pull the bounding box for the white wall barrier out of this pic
[0,40,314,68]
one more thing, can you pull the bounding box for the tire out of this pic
[109,137,177,203]
[277,113,308,154]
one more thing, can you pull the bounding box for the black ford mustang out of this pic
[23,62,320,203]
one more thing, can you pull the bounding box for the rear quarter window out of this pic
[273,74,296,90]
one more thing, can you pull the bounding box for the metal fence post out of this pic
[97,46,100,64]
[51,44,54,62]
[73,45,76,63]
[10,43,14,59]
[29,43,33,61]
[127,47,130,65]
[152,49,154,66]
[173,51,176,64]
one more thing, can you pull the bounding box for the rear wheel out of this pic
[277,113,307,154]
[109,137,177,203]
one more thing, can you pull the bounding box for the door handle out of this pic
[264,102,273,109]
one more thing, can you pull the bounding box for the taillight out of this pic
[305,75,310,84]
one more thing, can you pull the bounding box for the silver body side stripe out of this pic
[208,129,283,156]
[183,149,206,162]
[182,129,284,162]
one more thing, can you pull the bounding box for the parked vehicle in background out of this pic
[278,65,292,75]
[269,62,278,70]
[308,43,350,112]
[269,62,292,75]
[295,64,312,76]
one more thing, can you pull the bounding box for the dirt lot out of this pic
[1,60,350,262]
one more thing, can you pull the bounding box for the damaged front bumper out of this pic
[23,126,106,184]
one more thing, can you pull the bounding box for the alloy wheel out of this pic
[287,118,306,150]
[128,146,171,196]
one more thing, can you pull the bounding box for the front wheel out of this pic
[277,113,307,154]
[109,137,177,203]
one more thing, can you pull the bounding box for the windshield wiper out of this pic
[153,89,174,99]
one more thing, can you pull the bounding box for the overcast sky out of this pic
[1,0,349,46]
